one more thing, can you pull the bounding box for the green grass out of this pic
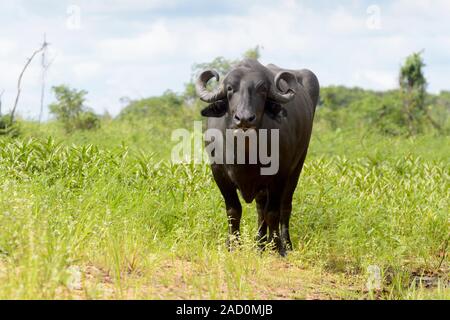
[0,128,448,299]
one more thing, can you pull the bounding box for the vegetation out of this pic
[0,115,20,137]
[399,51,428,135]
[184,46,262,103]
[48,85,100,133]
[0,50,448,299]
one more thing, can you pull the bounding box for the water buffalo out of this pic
[196,59,319,256]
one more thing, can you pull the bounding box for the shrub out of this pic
[49,85,100,132]
[0,115,20,137]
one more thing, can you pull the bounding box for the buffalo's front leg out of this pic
[256,193,268,250]
[211,165,242,250]
[224,191,242,250]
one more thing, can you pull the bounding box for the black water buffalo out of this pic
[196,59,319,256]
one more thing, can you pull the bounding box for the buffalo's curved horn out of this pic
[269,71,297,104]
[195,70,227,103]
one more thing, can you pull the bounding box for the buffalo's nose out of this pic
[234,114,256,126]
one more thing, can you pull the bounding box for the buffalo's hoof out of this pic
[284,242,293,252]
[226,235,240,252]
[266,238,287,257]
[255,235,267,252]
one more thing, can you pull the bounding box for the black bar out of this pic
[0,300,445,318]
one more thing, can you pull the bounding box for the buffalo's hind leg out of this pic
[280,202,293,251]
[265,191,285,257]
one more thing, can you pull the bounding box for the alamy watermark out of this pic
[366,265,382,291]
[66,5,82,30]
[366,5,382,30]
[171,121,280,175]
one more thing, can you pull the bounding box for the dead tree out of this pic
[10,41,48,123]
[39,34,54,123]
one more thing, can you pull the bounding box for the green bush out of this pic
[0,115,20,137]
[315,86,448,136]
[49,85,100,133]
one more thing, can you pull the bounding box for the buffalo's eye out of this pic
[255,82,267,95]
[227,85,234,93]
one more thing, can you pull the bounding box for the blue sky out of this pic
[0,0,449,119]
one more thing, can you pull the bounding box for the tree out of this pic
[399,51,427,135]
[0,90,4,116]
[0,90,11,135]
[39,34,55,123]
[118,90,184,120]
[0,89,20,137]
[426,91,450,134]
[242,45,261,60]
[49,85,99,132]
[191,46,262,79]
[0,37,49,136]
[183,46,262,103]
[11,40,49,123]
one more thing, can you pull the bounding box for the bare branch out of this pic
[39,34,52,123]
[10,41,48,123]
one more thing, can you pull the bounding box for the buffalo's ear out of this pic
[200,100,228,117]
[265,100,287,120]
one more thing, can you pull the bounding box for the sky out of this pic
[0,0,449,119]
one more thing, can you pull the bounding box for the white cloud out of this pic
[0,39,17,58]
[329,7,365,33]
[97,21,177,61]
[0,0,449,119]
[352,70,398,90]
[72,62,102,80]
[77,0,178,13]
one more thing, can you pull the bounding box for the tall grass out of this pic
[0,136,448,299]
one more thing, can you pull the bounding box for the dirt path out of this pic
[2,257,447,299]
[63,258,363,300]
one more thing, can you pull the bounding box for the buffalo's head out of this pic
[196,60,298,129]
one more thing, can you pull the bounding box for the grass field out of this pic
[0,120,448,300]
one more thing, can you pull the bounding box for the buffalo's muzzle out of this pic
[233,113,256,128]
